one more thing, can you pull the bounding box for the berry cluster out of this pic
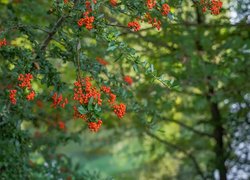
[162,4,171,16]
[101,86,111,94]
[8,71,128,132]
[73,106,87,120]
[101,85,117,105]
[147,0,156,10]
[18,73,36,101]
[78,12,95,30]
[51,93,68,108]
[8,74,128,132]
[73,77,102,106]
[77,0,97,30]
[26,91,36,101]
[109,0,117,7]
[9,89,17,105]
[128,2,171,31]
[85,1,93,12]
[72,77,127,132]
[58,121,66,130]
[18,73,33,89]
[73,77,103,131]
[144,13,161,30]
[113,103,126,119]
[9,73,36,104]
[0,38,7,48]
[88,120,102,132]
[210,0,223,15]
[200,0,223,15]
[128,21,141,32]
[100,86,126,119]
[123,75,133,86]
[96,57,109,66]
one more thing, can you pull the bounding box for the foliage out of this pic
[1,0,249,180]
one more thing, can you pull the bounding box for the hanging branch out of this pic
[146,130,206,180]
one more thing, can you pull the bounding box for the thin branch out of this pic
[146,130,206,180]
[39,0,79,52]
[106,23,129,29]
[180,22,250,28]
[40,16,66,51]
[120,27,154,36]
[163,118,213,138]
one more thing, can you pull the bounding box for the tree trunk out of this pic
[208,86,227,180]
[194,4,227,179]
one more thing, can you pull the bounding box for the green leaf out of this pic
[88,97,94,111]
[78,106,88,114]
[94,104,102,112]
[133,64,138,72]
[150,64,154,73]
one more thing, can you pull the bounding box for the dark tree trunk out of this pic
[194,4,227,179]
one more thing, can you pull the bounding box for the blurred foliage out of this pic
[0,0,250,180]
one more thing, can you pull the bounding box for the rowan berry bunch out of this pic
[18,73,33,89]
[8,75,128,133]
[123,75,133,86]
[51,93,68,108]
[9,89,17,105]
[73,77,126,132]
[147,0,156,9]
[78,11,95,30]
[127,1,172,31]
[128,21,141,32]
[200,0,223,15]
[9,73,36,105]
[77,0,97,31]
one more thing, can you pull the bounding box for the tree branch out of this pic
[146,130,206,180]
[40,16,66,51]
[163,118,213,138]
[39,0,79,52]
